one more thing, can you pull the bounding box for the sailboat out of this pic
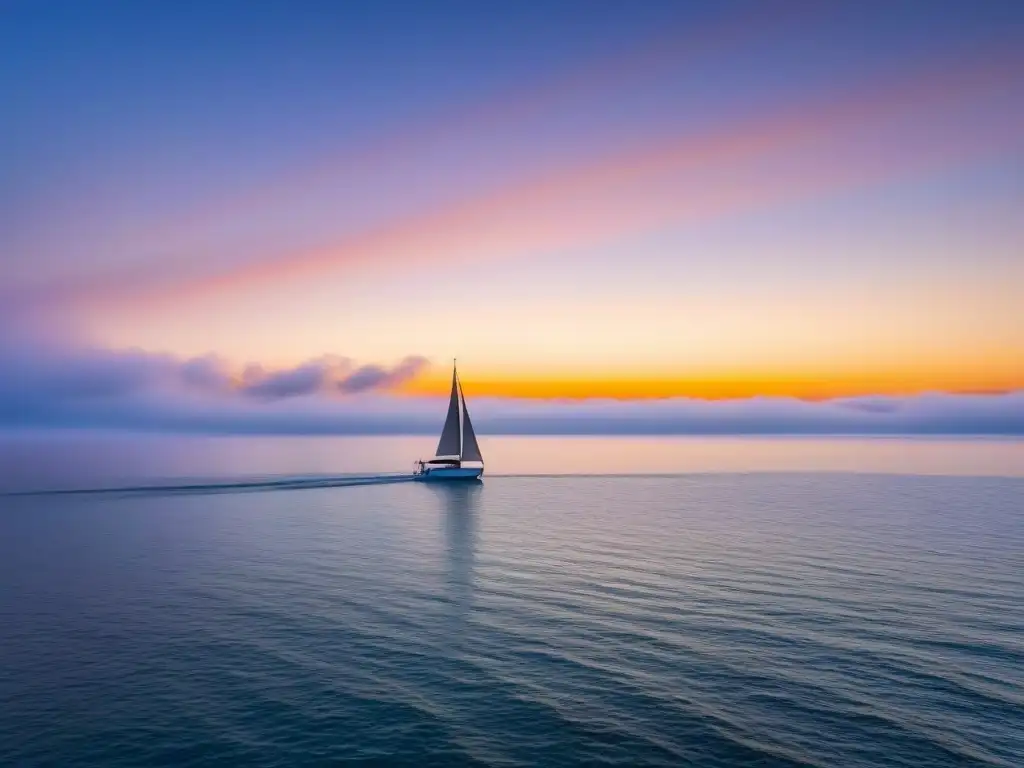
[414,361,484,481]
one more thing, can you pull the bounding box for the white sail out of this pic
[435,367,462,458]
[459,376,483,463]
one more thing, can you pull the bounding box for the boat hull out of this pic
[414,466,483,482]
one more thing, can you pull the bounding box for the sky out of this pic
[1,0,1022,434]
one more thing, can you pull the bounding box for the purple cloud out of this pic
[338,356,430,394]
[241,356,351,399]
[0,337,433,424]
[179,355,234,392]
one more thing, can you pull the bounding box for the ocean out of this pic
[1,435,1022,766]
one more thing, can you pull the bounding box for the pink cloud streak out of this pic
[7,42,1021,316]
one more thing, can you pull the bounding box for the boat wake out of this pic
[3,473,417,498]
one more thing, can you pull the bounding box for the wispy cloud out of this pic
[240,356,351,400]
[233,355,430,399]
[337,356,430,394]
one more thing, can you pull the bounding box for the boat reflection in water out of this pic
[431,481,480,632]
[414,361,484,482]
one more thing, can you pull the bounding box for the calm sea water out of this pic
[1,435,1022,766]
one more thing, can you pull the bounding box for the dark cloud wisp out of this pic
[338,356,430,394]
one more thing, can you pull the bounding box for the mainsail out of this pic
[433,363,484,464]
[435,367,462,457]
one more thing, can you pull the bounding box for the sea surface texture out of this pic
[1,436,1022,766]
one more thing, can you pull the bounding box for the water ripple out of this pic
[2,474,1022,765]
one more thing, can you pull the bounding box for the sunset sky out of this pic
[2,1,1022,433]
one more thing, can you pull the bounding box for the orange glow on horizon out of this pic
[400,370,1023,401]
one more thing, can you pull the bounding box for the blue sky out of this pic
[1,0,1022,433]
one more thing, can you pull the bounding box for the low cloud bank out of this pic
[0,340,429,405]
[468,392,1024,436]
[0,343,1019,435]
